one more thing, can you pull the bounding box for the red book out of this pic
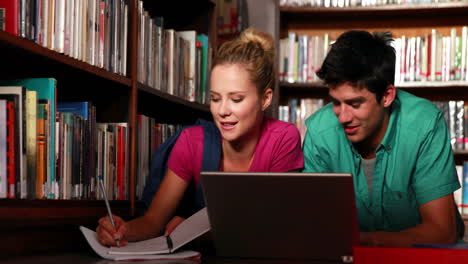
[6,101,15,198]
[0,0,19,35]
[116,126,124,200]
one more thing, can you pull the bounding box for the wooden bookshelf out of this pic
[277,3,468,158]
[0,0,216,257]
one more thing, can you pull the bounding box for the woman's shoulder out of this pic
[179,125,204,139]
[265,117,298,131]
[263,117,300,138]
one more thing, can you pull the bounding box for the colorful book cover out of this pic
[0,100,6,198]
[0,0,19,35]
[57,102,89,119]
[196,34,208,104]
[0,78,57,199]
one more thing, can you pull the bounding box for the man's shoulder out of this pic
[305,103,340,134]
[397,90,441,123]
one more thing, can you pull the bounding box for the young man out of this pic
[303,30,464,247]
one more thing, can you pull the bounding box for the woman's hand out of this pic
[96,215,129,247]
[164,216,186,236]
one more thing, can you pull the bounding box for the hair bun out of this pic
[239,28,274,52]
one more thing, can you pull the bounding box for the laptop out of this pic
[200,172,358,262]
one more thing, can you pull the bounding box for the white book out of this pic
[70,0,76,57]
[122,2,128,76]
[81,0,87,62]
[54,0,65,53]
[166,29,175,95]
[78,0,83,61]
[73,0,80,59]
[87,0,96,65]
[178,31,197,102]
[42,0,49,48]
[80,207,209,260]
[64,0,72,55]
[462,26,468,81]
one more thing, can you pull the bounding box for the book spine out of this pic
[0,100,7,198]
[36,104,46,198]
[6,101,15,198]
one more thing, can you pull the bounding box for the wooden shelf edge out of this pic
[0,30,132,87]
[138,83,210,113]
[0,198,131,207]
[279,2,468,14]
[280,81,468,89]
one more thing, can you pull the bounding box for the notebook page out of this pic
[109,235,168,255]
[79,226,200,260]
[171,207,211,251]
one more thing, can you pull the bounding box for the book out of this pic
[0,86,26,198]
[0,0,19,35]
[25,90,37,199]
[0,100,6,198]
[0,78,57,199]
[80,207,210,260]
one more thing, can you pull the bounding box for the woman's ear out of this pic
[261,88,273,111]
[382,85,396,108]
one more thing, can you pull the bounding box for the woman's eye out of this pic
[232,98,243,103]
[210,98,220,102]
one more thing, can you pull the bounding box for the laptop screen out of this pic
[200,172,358,262]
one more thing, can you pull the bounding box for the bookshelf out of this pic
[0,0,216,257]
[277,2,468,165]
[278,2,468,242]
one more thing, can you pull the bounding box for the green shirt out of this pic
[303,90,462,234]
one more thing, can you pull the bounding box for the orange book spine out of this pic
[36,105,47,199]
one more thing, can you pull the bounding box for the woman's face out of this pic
[209,64,272,143]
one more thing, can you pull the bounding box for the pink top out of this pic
[168,117,304,185]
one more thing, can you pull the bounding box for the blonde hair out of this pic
[213,28,276,93]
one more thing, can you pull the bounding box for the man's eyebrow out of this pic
[344,96,366,104]
[328,95,366,104]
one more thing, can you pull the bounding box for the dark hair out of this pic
[316,30,395,102]
[213,28,276,94]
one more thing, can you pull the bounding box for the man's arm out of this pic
[361,193,458,247]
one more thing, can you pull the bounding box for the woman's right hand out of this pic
[96,215,128,247]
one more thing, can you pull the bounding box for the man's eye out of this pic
[351,103,360,109]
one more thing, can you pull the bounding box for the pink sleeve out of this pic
[167,129,195,182]
[270,124,304,172]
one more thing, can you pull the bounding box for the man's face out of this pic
[329,82,390,148]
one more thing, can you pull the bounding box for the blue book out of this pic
[0,78,57,199]
[57,102,89,120]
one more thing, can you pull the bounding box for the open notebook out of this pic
[80,208,210,260]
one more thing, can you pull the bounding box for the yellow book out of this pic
[25,90,37,199]
[36,104,47,199]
